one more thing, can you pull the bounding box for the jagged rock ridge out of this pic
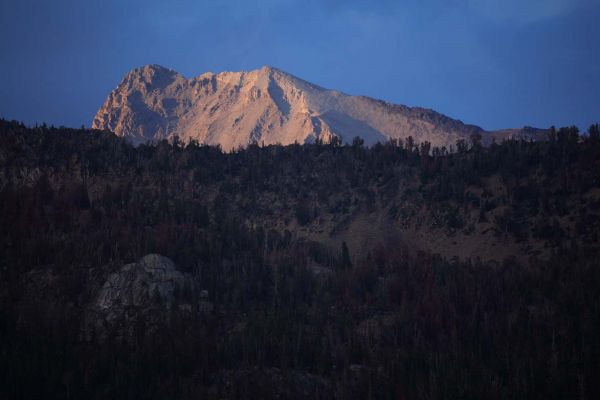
[92,64,545,149]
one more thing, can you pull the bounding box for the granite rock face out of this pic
[96,254,186,313]
[93,64,546,150]
[87,254,195,340]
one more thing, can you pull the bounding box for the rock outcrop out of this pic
[93,64,545,150]
[87,254,195,341]
[96,254,186,313]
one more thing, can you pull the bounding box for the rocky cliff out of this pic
[93,64,545,149]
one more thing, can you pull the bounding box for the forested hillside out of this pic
[1,119,599,399]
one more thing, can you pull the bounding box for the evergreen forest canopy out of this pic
[1,119,600,399]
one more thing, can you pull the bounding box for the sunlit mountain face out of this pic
[93,64,545,150]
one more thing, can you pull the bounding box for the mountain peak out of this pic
[93,66,544,149]
[140,63,172,71]
[127,64,180,78]
[257,65,296,79]
[259,65,278,73]
[117,64,184,93]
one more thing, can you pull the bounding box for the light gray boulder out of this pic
[97,253,186,313]
[86,254,195,341]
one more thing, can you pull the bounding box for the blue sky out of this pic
[1,0,598,130]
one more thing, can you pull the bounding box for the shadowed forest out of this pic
[1,119,600,399]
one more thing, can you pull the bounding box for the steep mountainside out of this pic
[1,120,599,399]
[92,65,544,149]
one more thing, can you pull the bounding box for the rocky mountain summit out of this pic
[92,64,545,149]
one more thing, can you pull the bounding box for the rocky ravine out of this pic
[92,64,545,150]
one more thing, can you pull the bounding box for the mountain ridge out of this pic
[92,64,545,149]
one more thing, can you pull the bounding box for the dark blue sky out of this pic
[1,0,599,130]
